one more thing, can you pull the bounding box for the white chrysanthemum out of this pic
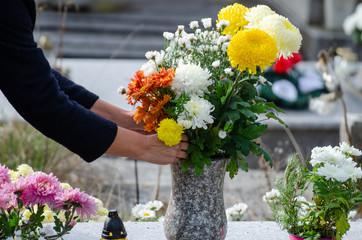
[140,60,157,77]
[172,63,212,96]
[163,32,174,40]
[17,164,34,177]
[310,146,351,167]
[145,200,164,211]
[201,18,212,28]
[251,14,302,57]
[218,130,227,139]
[245,5,276,26]
[177,96,214,130]
[316,163,351,182]
[189,21,199,29]
[262,189,280,202]
[339,142,362,156]
[226,203,248,221]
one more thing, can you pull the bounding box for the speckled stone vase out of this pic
[164,159,227,240]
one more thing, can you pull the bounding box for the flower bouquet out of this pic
[0,164,107,240]
[125,3,302,239]
[264,143,362,240]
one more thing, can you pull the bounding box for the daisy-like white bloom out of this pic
[339,142,362,157]
[140,60,157,77]
[163,32,174,40]
[139,209,156,220]
[132,204,145,219]
[262,188,280,202]
[201,18,212,28]
[172,63,212,96]
[245,5,276,26]
[189,20,199,29]
[145,200,164,211]
[226,203,248,221]
[249,14,302,57]
[177,96,215,130]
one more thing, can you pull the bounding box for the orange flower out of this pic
[127,68,175,132]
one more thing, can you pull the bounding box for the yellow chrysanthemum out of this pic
[227,29,278,74]
[157,119,183,147]
[252,14,302,57]
[217,3,249,35]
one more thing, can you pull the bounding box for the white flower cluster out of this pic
[343,4,362,35]
[262,188,281,202]
[225,203,248,221]
[311,143,362,182]
[141,50,165,77]
[131,200,164,221]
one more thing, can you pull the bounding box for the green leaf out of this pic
[266,102,285,113]
[241,124,268,140]
[249,103,269,113]
[227,111,240,122]
[265,112,286,127]
[336,214,350,240]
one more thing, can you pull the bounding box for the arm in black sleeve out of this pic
[0,0,117,162]
[51,69,99,109]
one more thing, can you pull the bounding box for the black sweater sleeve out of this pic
[52,69,99,109]
[0,0,117,162]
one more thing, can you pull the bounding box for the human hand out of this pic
[137,134,189,165]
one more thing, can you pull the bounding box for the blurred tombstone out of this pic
[340,113,362,160]
[308,0,324,26]
[324,0,356,30]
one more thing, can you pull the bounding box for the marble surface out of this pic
[64,222,362,240]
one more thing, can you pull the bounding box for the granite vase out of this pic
[164,159,227,240]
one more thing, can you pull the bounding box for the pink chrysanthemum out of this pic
[58,188,97,218]
[20,172,61,207]
[0,165,10,186]
[0,183,17,210]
